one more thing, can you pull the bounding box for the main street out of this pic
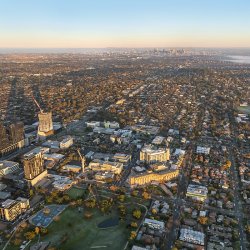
[164,144,193,250]
[228,110,247,250]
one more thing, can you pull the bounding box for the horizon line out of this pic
[1,46,250,49]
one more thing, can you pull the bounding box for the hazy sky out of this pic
[1,0,250,48]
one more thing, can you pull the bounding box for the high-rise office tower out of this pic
[23,149,44,180]
[0,123,9,150]
[8,122,24,144]
[38,111,54,137]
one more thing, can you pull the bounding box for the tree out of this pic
[24,231,36,240]
[56,197,64,204]
[130,221,138,228]
[84,211,93,219]
[198,216,208,225]
[12,238,22,246]
[20,221,28,229]
[63,195,71,203]
[131,190,139,197]
[222,160,231,170]
[142,191,151,200]
[133,209,142,219]
[129,231,137,240]
[118,194,125,202]
[118,205,126,217]
[85,198,96,208]
[46,196,53,204]
[53,215,60,222]
[76,199,83,206]
[35,227,40,235]
[29,189,34,197]
[40,228,48,235]
[110,185,118,192]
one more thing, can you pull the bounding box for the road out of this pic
[229,147,247,250]
[0,145,35,161]
[164,145,193,250]
[228,110,247,250]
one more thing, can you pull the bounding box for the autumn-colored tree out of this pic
[85,198,96,208]
[29,189,34,197]
[63,195,71,203]
[110,185,118,192]
[118,205,126,217]
[222,160,231,170]
[56,197,64,204]
[40,228,48,235]
[246,225,250,234]
[131,190,139,197]
[24,231,36,240]
[118,194,125,202]
[84,211,93,219]
[133,209,142,219]
[46,196,53,204]
[76,199,83,206]
[142,191,151,200]
[198,216,208,225]
[130,221,138,228]
[53,215,60,222]
[35,227,40,235]
[20,221,28,229]
[151,208,158,215]
[12,238,22,246]
[129,231,137,240]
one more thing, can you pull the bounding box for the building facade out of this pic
[38,112,54,137]
[129,169,179,186]
[186,184,208,202]
[0,199,22,221]
[60,136,73,149]
[0,161,19,176]
[0,122,25,157]
[140,145,170,163]
[23,149,45,180]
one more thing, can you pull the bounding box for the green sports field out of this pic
[40,207,129,250]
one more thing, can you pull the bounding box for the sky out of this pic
[0,0,250,48]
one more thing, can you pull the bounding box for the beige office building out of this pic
[140,145,170,163]
[129,169,179,186]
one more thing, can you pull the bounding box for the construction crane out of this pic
[32,95,43,113]
[77,149,86,173]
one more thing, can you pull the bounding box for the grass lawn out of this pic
[40,207,129,250]
[67,186,85,199]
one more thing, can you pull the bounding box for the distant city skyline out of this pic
[1,0,250,48]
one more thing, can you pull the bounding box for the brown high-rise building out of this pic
[0,122,24,150]
[23,148,44,180]
[8,122,24,144]
[0,123,10,150]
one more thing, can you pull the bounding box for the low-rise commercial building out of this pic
[60,136,73,149]
[179,228,205,246]
[113,153,131,163]
[144,218,165,230]
[186,184,208,202]
[89,159,123,175]
[196,146,210,155]
[0,160,19,176]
